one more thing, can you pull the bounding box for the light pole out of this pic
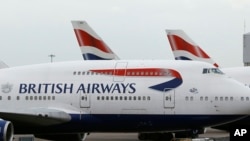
[48,54,55,63]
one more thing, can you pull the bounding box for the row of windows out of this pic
[202,68,224,74]
[95,96,151,101]
[73,71,170,76]
[0,96,56,101]
[185,96,250,101]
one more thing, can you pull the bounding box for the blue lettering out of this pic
[55,83,63,94]
[100,84,113,93]
[112,84,121,93]
[76,84,86,94]
[19,83,27,93]
[92,83,100,93]
[129,83,136,93]
[28,83,36,93]
[64,83,73,94]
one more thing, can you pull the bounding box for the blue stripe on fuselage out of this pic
[13,114,246,134]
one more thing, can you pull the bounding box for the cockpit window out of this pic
[203,68,224,75]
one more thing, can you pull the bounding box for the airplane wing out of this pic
[0,108,71,126]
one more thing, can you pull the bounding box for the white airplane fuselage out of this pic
[0,60,249,134]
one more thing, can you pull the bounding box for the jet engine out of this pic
[0,120,14,141]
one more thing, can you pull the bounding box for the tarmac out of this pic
[14,128,229,141]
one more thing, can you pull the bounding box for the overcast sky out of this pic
[0,0,249,68]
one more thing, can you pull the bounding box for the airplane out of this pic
[166,29,250,131]
[1,58,250,141]
[71,21,250,140]
[72,21,119,60]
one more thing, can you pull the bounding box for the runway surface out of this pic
[14,128,229,141]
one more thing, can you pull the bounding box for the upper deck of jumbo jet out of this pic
[0,60,224,77]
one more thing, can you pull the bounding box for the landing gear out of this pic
[175,128,205,139]
[138,128,205,141]
[138,132,173,141]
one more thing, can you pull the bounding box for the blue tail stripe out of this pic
[83,53,112,60]
[175,56,192,60]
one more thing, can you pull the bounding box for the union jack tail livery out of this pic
[166,29,219,67]
[71,21,119,60]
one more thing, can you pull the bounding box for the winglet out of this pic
[166,29,219,67]
[71,21,119,60]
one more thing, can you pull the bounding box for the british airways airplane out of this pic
[166,29,250,86]
[71,21,250,140]
[166,29,250,131]
[1,59,250,141]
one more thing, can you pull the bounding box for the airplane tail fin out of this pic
[0,61,8,69]
[166,29,219,67]
[71,21,119,60]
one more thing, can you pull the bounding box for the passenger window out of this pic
[147,96,150,101]
[241,97,244,101]
[225,97,228,101]
[220,97,223,101]
[190,96,193,101]
[230,97,233,101]
[215,97,218,101]
[17,96,20,100]
[200,97,203,101]
[185,96,189,101]
[97,96,100,100]
[205,96,208,101]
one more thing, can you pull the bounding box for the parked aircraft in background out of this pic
[166,29,250,131]
[72,21,119,60]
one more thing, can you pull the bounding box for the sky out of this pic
[0,0,249,68]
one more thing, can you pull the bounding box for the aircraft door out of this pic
[113,62,128,82]
[164,88,175,108]
[80,92,90,108]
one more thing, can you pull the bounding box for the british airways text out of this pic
[19,83,136,94]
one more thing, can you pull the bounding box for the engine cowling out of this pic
[0,120,14,141]
[35,133,88,141]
